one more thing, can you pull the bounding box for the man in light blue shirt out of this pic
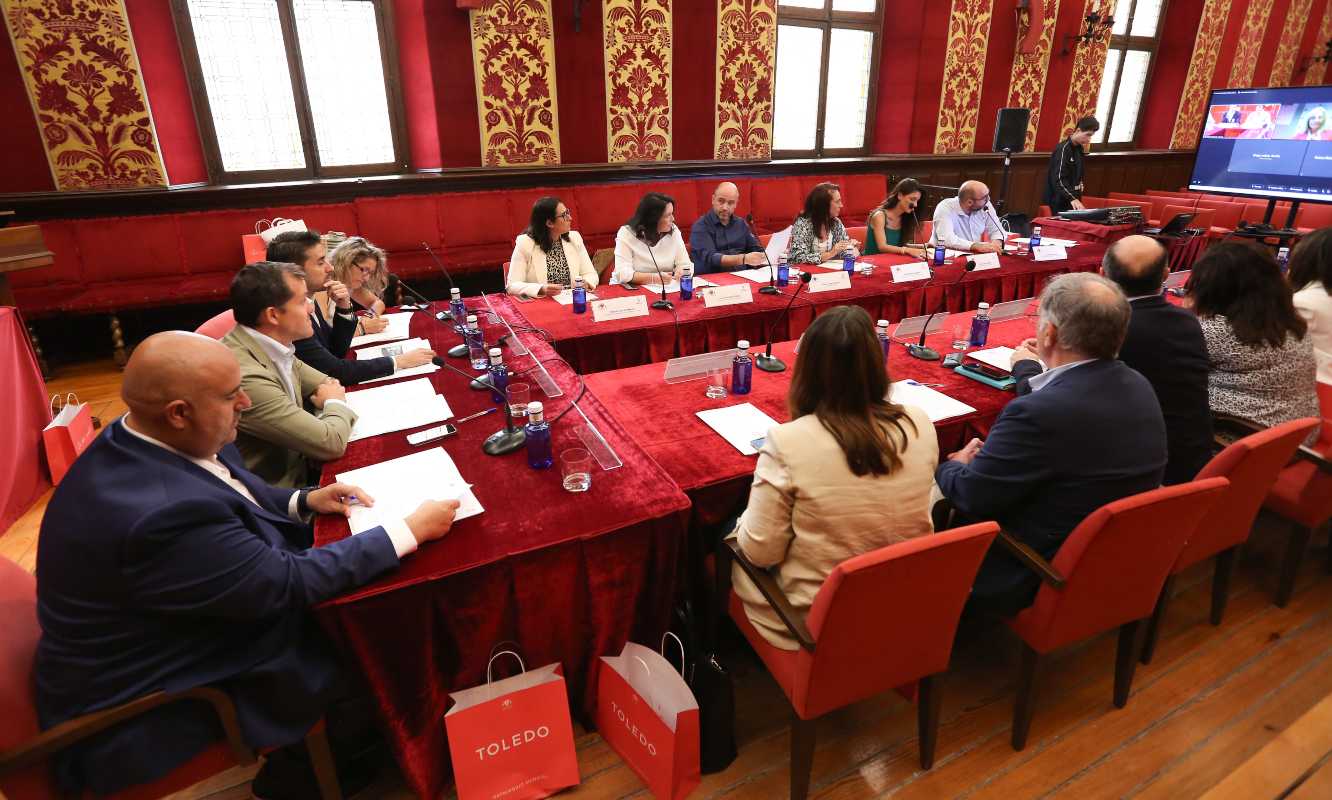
[931,180,1005,254]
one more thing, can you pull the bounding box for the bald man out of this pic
[1102,235,1213,484]
[931,180,1006,254]
[34,332,458,796]
[688,181,764,274]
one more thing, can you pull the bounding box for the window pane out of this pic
[293,0,395,167]
[773,25,824,151]
[778,0,824,8]
[1092,48,1122,145]
[1108,49,1150,142]
[1111,4,1128,35]
[832,0,877,11]
[1130,0,1162,37]
[822,28,873,149]
[187,0,305,172]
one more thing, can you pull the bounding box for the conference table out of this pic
[313,299,691,799]
[509,245,1107,373]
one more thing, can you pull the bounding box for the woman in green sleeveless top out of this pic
[865,178,930,257]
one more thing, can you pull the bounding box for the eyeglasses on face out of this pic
[556,210,572,220]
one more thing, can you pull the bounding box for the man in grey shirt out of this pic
[932,180,1005,254]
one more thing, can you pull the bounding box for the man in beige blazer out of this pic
[222,261,357,487]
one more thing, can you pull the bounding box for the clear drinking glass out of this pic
[506,382,531,419]
[951,322,970,352]
[560,448,593,492]
[704,367,729,399]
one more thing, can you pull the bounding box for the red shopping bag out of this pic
[444,652,580,800]
[42,394,96,485]
[596,635,701,800]
[242,233,267,264]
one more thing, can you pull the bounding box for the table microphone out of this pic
[642,226,673,311]
[755,271,812,373]
[433,357,527,455]
[389,274,431,308]
[907,259,976,361]
[421,241,461,320]
[757,246,780,296]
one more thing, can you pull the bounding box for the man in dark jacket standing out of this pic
[1044,117,1099,213]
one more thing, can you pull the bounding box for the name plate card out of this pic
[969,252,1002,271]
[591,294,649,322]
[1033,244,1068,262]
[808,270,852,293]
[891,262,932,283]
[701,283,754,308]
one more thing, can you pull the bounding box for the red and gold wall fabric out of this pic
[713,0,775,160]
[603,0,672,162]
[934,0,993,153]
[1227,0,1275,88]
[1006,0,1061,152]
[1269,0,1315,86]
[1168,0,1232,149]
[1058,0,1117,143]
[3,0,167,190]
[469,0,562,166]
[1304,0,1332,85]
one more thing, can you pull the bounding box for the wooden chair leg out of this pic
[917,673,943,770]
[26,323,52,379]
[1012,643,1041,751]
[1276,523,1313,608]
[1139,575,1174,665]
[304,725,344,800]
[1114,620,1143,709]
[1211,546,1238,625]
[789,712,817,800]
[109,313,128,367]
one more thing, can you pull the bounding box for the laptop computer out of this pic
[1144,213,1196,236]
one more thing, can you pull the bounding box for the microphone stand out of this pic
[434,356,525,455]
[755,272,812,373]
[907,260,976,361]
[643,227,673,311]
[421,241,460,320]
[393,275,432,309]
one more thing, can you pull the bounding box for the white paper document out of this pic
[336,447,484,534]
[1017,236,1079,248]
[696,402,779,456]
[345,378,453,441]
[966,347,1017,373]
[890,380,977,423]
[1033,244,1069,261]
[642,277,717,295]
[349,312,414,348]
[764,226,793,266]
[732,266,775,283]
[352,337,440,385]
[551,289,598,305]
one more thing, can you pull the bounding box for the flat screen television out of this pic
[1188,85,1332,204]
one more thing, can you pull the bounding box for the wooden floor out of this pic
[4,359,1331,800]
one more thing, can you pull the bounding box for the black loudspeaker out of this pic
[993,107,1032,153]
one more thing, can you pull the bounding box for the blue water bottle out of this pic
[933,243,946,267]
[1277,246,1291,274]
[572,276,587,314]
[776,253,790,287]
[448,287,466,331]
[877,319,891,365]
[731,339,753,395]
[1030,225,1043,248]
[524,401,553,469]
[487,347,508,403]
[842,248,856,276]
[680,266,694,301]
[968,302,991,348]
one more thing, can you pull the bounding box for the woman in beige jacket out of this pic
[731,305,940,650]
[506,196,600,299]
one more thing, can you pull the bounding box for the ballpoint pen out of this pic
[456,407,498,423]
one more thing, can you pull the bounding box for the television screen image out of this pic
[1190,86,1332,203]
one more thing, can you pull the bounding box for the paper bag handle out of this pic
[254,219,273,234]
[50,392,80,416]
[487,650,526,685]
[661,632,686,676]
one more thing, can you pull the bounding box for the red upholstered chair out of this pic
[1001,477,1229,750]
[1039,205,1052,217]
[571,184,642,245]
[194,310,236,340]
[1080,196,1109,208]
[10,221,85,319]
[845,226,867,246]
[0,556,343,800]
[750,177,805,234]
[1139,418,1319,664]
[721,522,999,799]
[437,190,516,276]
[919,220,933,242]
[834,174,887,226]
[1296,203,1332,232]
[1253,407,1332,607]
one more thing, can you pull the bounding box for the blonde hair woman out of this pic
[317,237,390,335]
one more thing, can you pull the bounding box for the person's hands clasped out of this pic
[540,283,566,297]
[973,241,1003,254]
[405,499,460,545]
[325,280,352,310]
[310,378,345,409]
[743,251,767,267]
[358,316,390,335]
[948,438,984,465]
[394,348,436,370]
[1011,337,1040,367]
[307,482,373,517]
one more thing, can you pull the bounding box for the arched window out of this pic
[1092,0,1165,147]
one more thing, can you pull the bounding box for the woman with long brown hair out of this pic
[865,177,928,256]
[730,305,940,650]
[788,182,860,265]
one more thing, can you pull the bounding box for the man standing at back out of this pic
[1101,235,1213,484]
[1044,117,1098,213]
[689,181,766,274]
[936,273,1167,614]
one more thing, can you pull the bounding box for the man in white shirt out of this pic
[222,261,358,486]
[931,180,1006,254]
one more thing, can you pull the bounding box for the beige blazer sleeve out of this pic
[239,360,357,464]
[566,231,599,289]
[733,431,796,568]
[506,234,545,299]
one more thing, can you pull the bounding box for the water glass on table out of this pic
[560,448,592,492]
[951,322,970,353]
[704,367,729,399]
[506,382,531,419]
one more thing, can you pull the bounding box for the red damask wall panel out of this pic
[973,0,1020,154]
[1252,0,1296,86]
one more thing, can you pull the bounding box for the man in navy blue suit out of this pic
[936,273,1167,615]
[35,331,459,796]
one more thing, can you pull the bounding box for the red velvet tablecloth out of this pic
[582,312,1039,529]
[313,297,691,799]
[1032,216,1140,245]
[0,307,50,535]
[510,246,1105,373]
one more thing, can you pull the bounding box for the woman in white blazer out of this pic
[730,305,940,651]
[1290,227,1332,386]
[612,191,693,285]
[506,196,599,299]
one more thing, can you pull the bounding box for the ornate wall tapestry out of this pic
[1059,0,1118,142]
[603,0,672,162]
[469,0,561,166]
[1168,0,1232,149]
[934,0,993,153]
[1006,0,1062,152]
[1304,0,1332,85]
[3,0,167,190]
[713,0,775,160]
[1227,0,1274,88]
[1269,0,1315,87]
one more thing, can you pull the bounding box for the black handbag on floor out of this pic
[672,603,737,774]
